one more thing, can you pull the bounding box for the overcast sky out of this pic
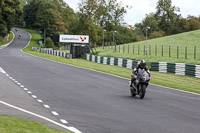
[64,0,200,26]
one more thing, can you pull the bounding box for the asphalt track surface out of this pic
[0,29,200,133]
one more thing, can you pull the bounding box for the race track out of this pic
[0,29,200,133]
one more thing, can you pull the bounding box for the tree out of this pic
[155,0,180,34]
[24,0,67,37]
[187,16,200,31]
[77,0,129,44]
[78,0,128,30]
[135,13,160,36]
[0,0,21,37]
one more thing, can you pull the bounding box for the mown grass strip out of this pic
[96,30,200,64]
[0,115,67,133]
[21,28,200,94]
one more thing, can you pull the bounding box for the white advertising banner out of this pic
[59,35,89,43]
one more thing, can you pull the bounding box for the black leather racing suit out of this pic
[130,64,151,87]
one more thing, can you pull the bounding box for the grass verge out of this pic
[96,30,200,64]
[0,115,66,133]
[0,32,14,47]
[21,28,200,94]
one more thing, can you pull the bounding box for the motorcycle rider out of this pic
[130,59,151,87]
[18,34,21,39]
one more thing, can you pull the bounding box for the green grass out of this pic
[58,50,70,53]
[0,32,14,46]
[96,30,200,64]
[0,115,67,133]
[16,28,42,51]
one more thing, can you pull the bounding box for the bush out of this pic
[149,30,166,39]
[45,37,55,48]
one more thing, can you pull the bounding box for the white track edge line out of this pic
[0,101,82,133]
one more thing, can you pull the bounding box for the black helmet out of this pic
[140,59,146,68]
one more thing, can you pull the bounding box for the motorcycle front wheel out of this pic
[130,87,136,97]
[139,84,146,99]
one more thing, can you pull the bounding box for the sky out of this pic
[64,0,200,26]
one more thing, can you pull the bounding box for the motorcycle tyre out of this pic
[139,84,146,99]
[130,87,136,97]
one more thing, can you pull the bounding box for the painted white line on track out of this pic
[6,74,9,76]
[0,100,82,133]
[23,88,28,91]
[32,95,37,99]
[68,127,82,133]
[1,32,83,133]
[27,91,32,94]
[17,83,21,85]
[51,111,59,116]
[37,99,43,103]
[60,119,68,124]
[44,105,50,108]
[0,67,6,73]
[20,85,24,88]
[9,77,13,79]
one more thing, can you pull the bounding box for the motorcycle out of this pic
[129,69,150,99]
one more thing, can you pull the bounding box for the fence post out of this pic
[115,43,116,52]
[144,45,145,55]
[138,45,140,55]
[155,45,157,56]
[133,45,134,54]
[162,45,163,56]
[169,45,171,57]
[128,45,129,54]
[185,46,187,59]
[149,45,151,55]
[123,44,125,53]
[177,46,179,58]
[194,46,196,59]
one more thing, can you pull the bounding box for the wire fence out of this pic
[100,43,200,60]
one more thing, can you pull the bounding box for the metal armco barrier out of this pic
[40,48,72,59]
[86,54,200,79]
